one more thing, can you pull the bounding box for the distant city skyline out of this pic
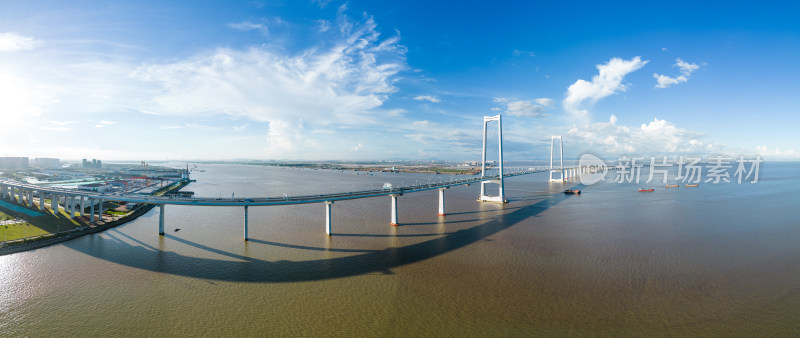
[1,1,798,161]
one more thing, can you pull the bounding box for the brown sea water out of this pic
[1,163,799,336]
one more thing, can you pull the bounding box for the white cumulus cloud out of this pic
[756,146,799,159]
[653,58,700,89]
[0,32,44,52]
[535,98,553,107]
[567,114,717,155]
[563,56,649,118]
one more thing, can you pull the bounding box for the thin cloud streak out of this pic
[0,32,44,51]
[134,12,407,157]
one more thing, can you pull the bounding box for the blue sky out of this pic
[1,1,798,161]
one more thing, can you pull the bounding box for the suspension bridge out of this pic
[0,115,587,239]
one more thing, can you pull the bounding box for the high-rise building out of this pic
[0,157,29,169]
[33,158,60,168]
[82,158,103,169]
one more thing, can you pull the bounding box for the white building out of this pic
[78,183,109,193]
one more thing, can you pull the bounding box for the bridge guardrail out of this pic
[0,168,573,207]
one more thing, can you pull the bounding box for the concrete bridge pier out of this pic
[80,197,85,217]
[69,196,75,218]
[438,188,447,216]
[159,204,165,235]
[27,190,33,208]
[243,205,249,241]
[390,194,400,226]
[98,200,104,223]
[325,201,333,235]
[39,192,44,211]
[90,199,95,223]
[51,194,58,214]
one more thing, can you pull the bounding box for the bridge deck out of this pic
[0,168,575,206]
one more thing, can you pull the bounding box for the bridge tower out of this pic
[479,115,506,203]
[549,135,565,183]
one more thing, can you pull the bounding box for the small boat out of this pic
[638,188,655,192]
[685,184,699,187]
[564,189,581,194]
[665,184,679,188]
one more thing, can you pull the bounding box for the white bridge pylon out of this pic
[479,115,507,203]
[549,135,565,183]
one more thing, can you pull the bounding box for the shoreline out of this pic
[0,203,155,256]
[250,162,484,175]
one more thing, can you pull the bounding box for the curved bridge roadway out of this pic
[0,166,582,238]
